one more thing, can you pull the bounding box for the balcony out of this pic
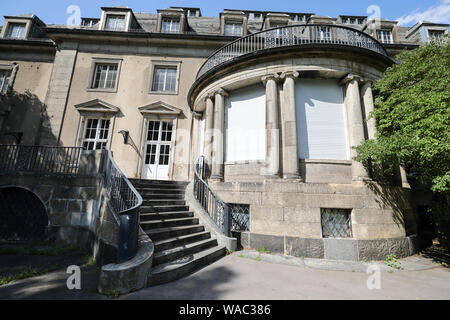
[195,24,389,80]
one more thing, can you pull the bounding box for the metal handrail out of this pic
[0,145,84,175]
[103,149,143,263]
[196,23,388,80]
[193,156,231,237]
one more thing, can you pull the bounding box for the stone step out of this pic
[140,211,194,222]
[141,205,190,213]
[139,193,185,199]
[153,237,218,266]
[140,217,199,230]
[145,225,205,241]
[143,199,186,206]
[130,179,189,187]
[136,184,188,190]
[137,188,186,195]
[153,231,211,252]
[148,245,227,286]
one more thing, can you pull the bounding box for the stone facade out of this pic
[0,6,445,262]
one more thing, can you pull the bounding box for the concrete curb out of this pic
[233,249,441,273]
[97,228,153,295]
[185,182,237,251]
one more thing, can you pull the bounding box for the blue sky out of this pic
[1,0,449,26]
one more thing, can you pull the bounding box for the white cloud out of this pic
[396,0,450,26]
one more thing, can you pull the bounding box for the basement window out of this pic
[321,208,353,238]
[229,204,250,232]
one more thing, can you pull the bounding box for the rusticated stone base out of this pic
[238,232,419,261]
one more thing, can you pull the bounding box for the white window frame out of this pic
[0,69,12,95]
[104,14,126,31]
[80,118,112,151]
[377,30,393,44]
[87,58,122,93]
[224,21,243,36]
[0,64,17,95]
[161,18,181,33]
[149,60,182,95]
[6,22,26,39]
[316,26,332,41]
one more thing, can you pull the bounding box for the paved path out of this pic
[1,253,449,300]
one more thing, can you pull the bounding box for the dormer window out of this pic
[105,15,126,31]
[161,18,180,33]
[316,26,331,41]
[225,21,243,36]
[428,30,445,40]
[6,23,26,39]
[377,30,393,44]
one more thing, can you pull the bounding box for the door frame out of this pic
[137,101,183,180]
[141,120,174,180]
[138,114,178,180]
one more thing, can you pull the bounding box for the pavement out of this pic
[1,250,449,300]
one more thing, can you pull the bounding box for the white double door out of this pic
[142,120,174,180]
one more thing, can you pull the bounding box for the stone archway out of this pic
[0,187,49,242]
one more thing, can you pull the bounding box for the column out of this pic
[210,89,227,180]
[361,80,376,140]
[262,74,280,178]
[280,71,300,180]
[342,74,370,182]
[203,93,215,167]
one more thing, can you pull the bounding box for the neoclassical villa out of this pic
[0,6,448,292]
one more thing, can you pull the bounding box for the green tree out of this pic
[355,37,450,249]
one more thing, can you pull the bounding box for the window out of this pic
[271,24,287,37]
[377,30,393,44]
[91,63,119,90]
[321,208,353,238]
[161,18,180,33]
[0,70,12,94]
[429,30,445,40]
[224,22,243,36]
[229,204,250,232]
[6,23,26,39]
[316,26,331,41]
[105,15,126,31]
[151,67,177,92]
[82,119,111,150]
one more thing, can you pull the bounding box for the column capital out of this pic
[214,88,228,98]
[280,71,299,81]
[203,92,215,102]
[261,73,280,85]
[193,111,203,119]
[340,74,361,85]
[360,78,375,87]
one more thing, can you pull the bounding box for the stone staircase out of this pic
[129,179,226,286]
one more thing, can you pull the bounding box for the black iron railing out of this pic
[103,149,143,263]
[193,156,231,237]
[0,145,83,175]
[196,24,388,80]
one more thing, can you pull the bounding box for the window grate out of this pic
[229,204,250,232]
[321,208,353,238]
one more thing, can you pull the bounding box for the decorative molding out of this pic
[74,99,120,114]
[280,71,299,81]
[261,73,280,85]
[139,101,182,115]
[340,73,361,85]
[215,88,229,97]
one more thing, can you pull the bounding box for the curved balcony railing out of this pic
[193,156,231,237]
[196,24,388,80]
[103,149,143,263]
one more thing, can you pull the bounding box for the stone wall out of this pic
[211,179,418,261]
